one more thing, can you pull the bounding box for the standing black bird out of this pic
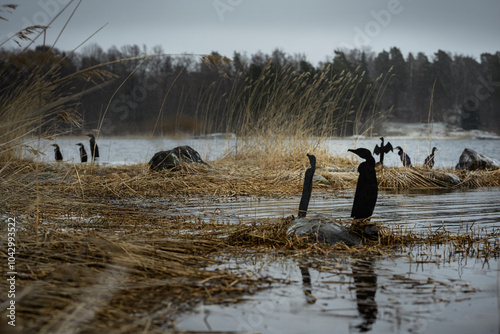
[395,146,412,167]
[76,143,88,163]
[287,154,362,246]
[298,154,316,218]
[52,144,63,161]
[87,134,99,162]
[373,137,393,165]
[348,148,378,220]
[424,147,438,169]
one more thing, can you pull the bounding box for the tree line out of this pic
[1,44,499,136]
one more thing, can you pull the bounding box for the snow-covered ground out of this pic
[380,122,499,139]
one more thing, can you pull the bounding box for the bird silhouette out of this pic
[395,146,412,167]
[424,147,438,169]
[298,154,316,218]
[76,143,88,163]
[87,134,99,162]
[348,148,378,220]
[287,154,361,246]
[52,144,63,161]
[373,137,393,165]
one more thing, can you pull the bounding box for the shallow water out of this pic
[177,254,499,334]
[167,186,499,333]
[169,188,500,233]
[27,136,500,332]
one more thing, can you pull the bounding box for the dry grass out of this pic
[377,166,500,189]
[1,30,499,332]
[1,156,499,333]
[1,225,271,333]
[3,158,500,226]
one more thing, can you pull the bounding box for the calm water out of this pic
[28,136,500,333]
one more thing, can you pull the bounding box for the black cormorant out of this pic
[87,134,99,161]
[373,137,393,165]
[424,147,438,169]
[52,144,63,161]
[287,154,362,246]
[76,143,88,163]
[298,154,316,218]
[395,146,412,167]
[348,148,378,220]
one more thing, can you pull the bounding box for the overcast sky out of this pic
[1,0,499,65]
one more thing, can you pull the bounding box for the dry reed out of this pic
[1,157,499,333]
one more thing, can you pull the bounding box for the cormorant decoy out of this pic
[52,144,63,161]
[395,146,412,167]
[373,137,393,165]
[76,143,88,163]
[298,154,316,218]
[87,134,99,162]
[287,154,361,246]
[424,147,438,169]
[348,148,378,221]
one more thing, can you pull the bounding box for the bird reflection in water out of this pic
[299,258,378,332]
[351,258,378,332]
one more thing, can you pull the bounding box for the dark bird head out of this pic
[379,137,384,142]
[348,148,374,161]
[395,146,403,153]
[87,134,95,140]
[306,154,316,169]
[76,143,83,147]
[432,147,438,153]
[52,144,59,149]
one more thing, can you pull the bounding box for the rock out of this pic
[420,171,461,186]
[287,215,362,246]
[313,174,330,185]
[455,148,500,171]
[149,146,207,171]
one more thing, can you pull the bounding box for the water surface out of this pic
[33,137,500,168]
[27,136,500,333]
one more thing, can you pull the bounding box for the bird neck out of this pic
[298,166,315,218]
[365,156,376,167]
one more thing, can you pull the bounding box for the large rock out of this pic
[149,146,207,171]
[287,215,362,246]
[455,148,500,171]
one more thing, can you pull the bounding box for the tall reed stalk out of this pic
[195,60,393,166]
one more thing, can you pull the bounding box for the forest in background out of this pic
[1,44,499,136]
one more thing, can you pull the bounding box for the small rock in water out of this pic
[420,171,461,186]
[455,148,500,171]
[313,174,330,185]
[287,215,362,246]
[149,146,207,171]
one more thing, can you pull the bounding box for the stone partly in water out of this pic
[287,215,363,247]
[149,146,207,171]
[312,174,330,186]
[420,171,462,186]
[456,148,500,171]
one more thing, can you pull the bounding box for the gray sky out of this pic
[1,0,499,65]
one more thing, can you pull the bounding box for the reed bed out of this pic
[0,226,273,333]
[378,166,500,189]
[2,35,499,332]
[2,158,499,333]
[2,158,500,228]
